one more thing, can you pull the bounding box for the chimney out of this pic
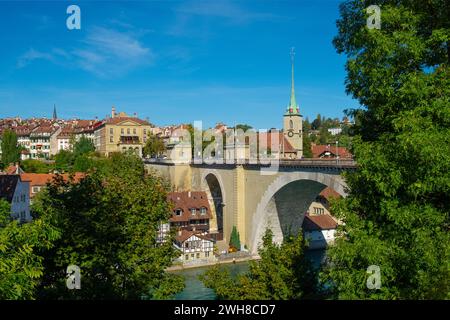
[188,191,191,198]
[178,230,182,236]
[111,106,116,118]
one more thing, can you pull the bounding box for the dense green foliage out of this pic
[1,129,20,168]
[0,200,59,299]
[321,0,450,299]
[229,226,241,251]
[54,137,96,173]
[21,159,53,174]
[33,153,184,299]
[201,229,319,299]
[143,132,166,158]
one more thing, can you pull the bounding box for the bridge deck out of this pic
[144,158,357,169]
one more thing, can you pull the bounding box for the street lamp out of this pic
[336,140,339,166]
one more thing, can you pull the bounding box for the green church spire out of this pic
[286,47,300,115]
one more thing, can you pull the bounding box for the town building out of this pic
[302,213,338,249]
[57,127,74,152]
[93,107,151,157]
[166,191,212,233]
[0,175,31,222]
[308,186,341,216]
[303,186,341,249]
[328,127,343,136]
[158,191,217,263]
[311,143,352,159]
[20,173,85,202]
[29,125,61,159]
[174,230,215,262]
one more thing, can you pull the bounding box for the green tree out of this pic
[0,200,60,299]
[229,226,241,251]
[143,132,166,158]
[73,136,95,157]
[321,0,450,299]
[34,153,184,299]
[54,150,75,173]
[20,159,53,173]
[311,114,322,130]
[235,124,253,132]
[302,133,313,158]
[1,129,20,167]
[201,229,319,300]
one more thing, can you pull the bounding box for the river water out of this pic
[173,249,326,300]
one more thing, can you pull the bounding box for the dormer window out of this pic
[190,208,196,215]
[175,209,183,216]
[200,207,207,215]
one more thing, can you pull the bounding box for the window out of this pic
[175,209,183,216]
[205,252,209,257]
[200,207,207,215]
[110,136,114,143]
[127,128,130,134]
[190,208,196,215]
[196,253,200,259]
[110,128,114,135]
[191,254,194,259]
[314,207,325,215]
[185,255,189,260]
[289,120,293,129]
[121,128,124,134]
[133,129,136,134]
[143,129,147,135]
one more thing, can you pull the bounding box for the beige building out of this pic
[94,107,151,156]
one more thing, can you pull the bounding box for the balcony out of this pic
[118,136,140,145]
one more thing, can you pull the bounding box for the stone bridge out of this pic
[145,159,356,254]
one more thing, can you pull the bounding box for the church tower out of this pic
[53,104,57,120]
[283,47,303,158]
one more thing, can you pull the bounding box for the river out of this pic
[172,249,326,300]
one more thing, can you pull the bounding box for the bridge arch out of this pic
[201,170,226,234]
[249,171,347,254]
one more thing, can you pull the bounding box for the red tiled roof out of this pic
[175,229,214,243]
[311,144,352,159]
[168,191,211,222]
[319,187,341,201]
[105,117,150,126]
[20,173,85,197]
[302,214,338,231]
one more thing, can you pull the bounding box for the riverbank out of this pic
[166,254,260,272]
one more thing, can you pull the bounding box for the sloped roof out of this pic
[319,187,341,201]
[20,173,85,186]
[167,191,211,222]
[311,144,352,158]
[302,214,338,231]
[175,229,214,243]
[105,117,150,126]
[0,175,20,202]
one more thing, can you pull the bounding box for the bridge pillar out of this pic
[235,165,246,250]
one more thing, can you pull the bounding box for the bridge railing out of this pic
[143,157,357,168]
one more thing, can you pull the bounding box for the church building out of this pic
[282,48,303,159]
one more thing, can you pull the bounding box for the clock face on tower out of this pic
[287,130,294,137]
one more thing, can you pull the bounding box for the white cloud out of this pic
[16,26,154,78]
[17,48,54,68]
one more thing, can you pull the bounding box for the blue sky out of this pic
[0,0,359,129]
